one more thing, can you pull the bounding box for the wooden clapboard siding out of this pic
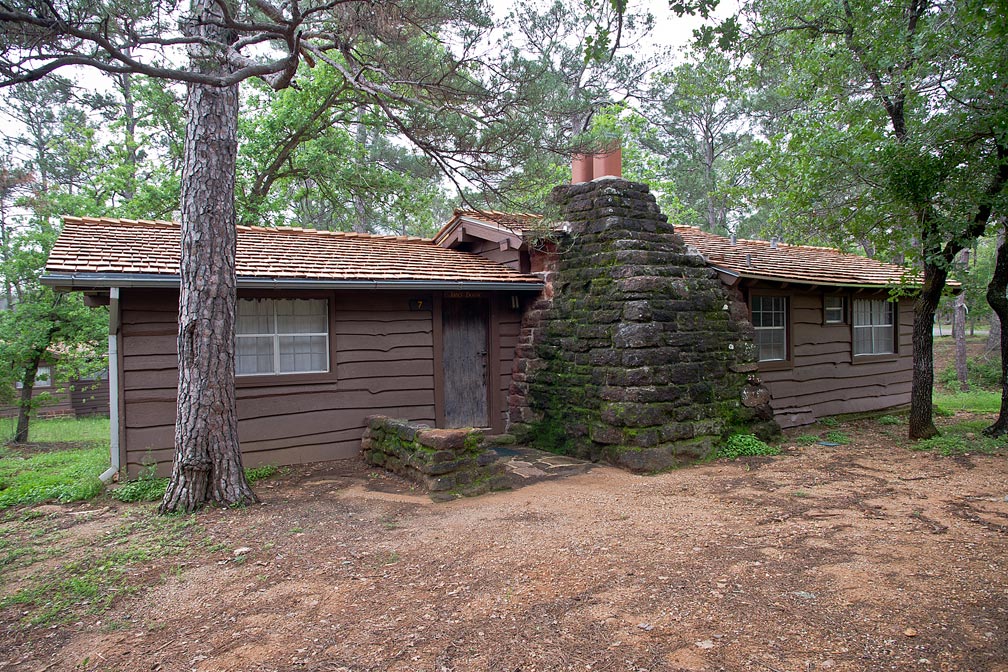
[118,287,515,477]
[70,377,109,416]
[757,288,913,427]
[119,288,441,477]
[496,296,523,430]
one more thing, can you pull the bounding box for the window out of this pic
[752,295,788,362]
[15,365,51,389]
[824,296,846,324]
[236,298,329,376]
[853,298,895,355]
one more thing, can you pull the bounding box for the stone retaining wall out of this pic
[361,416,509,502]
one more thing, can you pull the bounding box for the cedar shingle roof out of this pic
[44,217,543,287]
[674,226,917,287]
[452,210,915,288]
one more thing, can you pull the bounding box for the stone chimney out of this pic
[508,177,778,471]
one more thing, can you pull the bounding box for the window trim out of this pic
[823,294,847,325]
[750,292,792,371]
[851,297,899,362]
[15,365,52,389]
[235,291,338,387]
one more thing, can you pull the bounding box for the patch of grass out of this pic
[0,444,108,509]
[112,463,281,504]
[824,431,850,445]
[793,490,809,498]
[0,416,109,444]
[934,390,1001,414]
[794,434,819,445]
[719,433,780,459]
[877,415,904,426]
[819,417,839,428]
[0,509,203,625]
[911,421,1003,456]
[939,357,1002,391]
[111,474,168,503]
[245,464,278,484]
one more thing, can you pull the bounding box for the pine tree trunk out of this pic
[161,0,257,513]
[984,224,1008,436]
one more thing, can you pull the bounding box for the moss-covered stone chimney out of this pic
[509,178,777,471]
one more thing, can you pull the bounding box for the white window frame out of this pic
[236,298,330,376]
[824,295,846,324]
[16,365,52,389]
[752,295,788,363]
[853,298,895,356]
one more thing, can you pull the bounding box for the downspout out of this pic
[100,287,121,483]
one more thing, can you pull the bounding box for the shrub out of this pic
[719,433,780,459]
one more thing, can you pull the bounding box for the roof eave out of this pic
[41,272,544,292]
[718,268,920,290]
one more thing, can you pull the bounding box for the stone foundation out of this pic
[361,416,509,502]
[509,178,777,471]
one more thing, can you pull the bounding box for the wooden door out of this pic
[442,298,489,428]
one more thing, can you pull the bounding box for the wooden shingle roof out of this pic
[43,217,544,290]
[449,210,916,289]
[674,226,917,288]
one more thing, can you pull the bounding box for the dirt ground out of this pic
[2,417,1007,672]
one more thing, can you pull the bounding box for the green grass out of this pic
[823,430,850,445]
[794,434,820,445]
[911,420,1004,456]
[0,510,204,625]
[0,416,109,444]
[0,444,109,509]
[933,390,1002,414]
[877,414,904,426]
[718,433,780,459]
[0,416,111,508]
[113,463,281,503]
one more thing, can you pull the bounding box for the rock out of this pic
[904,627,918,637]
[233,547,252,557]
[695,639,714,649]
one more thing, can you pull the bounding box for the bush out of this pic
[719,433,780,459]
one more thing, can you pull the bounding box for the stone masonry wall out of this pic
[361,416,509,502]
[509,178,777,471]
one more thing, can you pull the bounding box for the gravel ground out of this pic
[2,417,1006,672]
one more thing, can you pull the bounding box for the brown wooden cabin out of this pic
[435,214,917,431]
[42,211,916,476]
[42,217,543,477]
[1,362,109,420]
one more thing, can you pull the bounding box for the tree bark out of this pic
[953,249,969,391]
[909,262,944,439]
[161,0,257,513]
[984,222,1008,436]
[12,356,42,444]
